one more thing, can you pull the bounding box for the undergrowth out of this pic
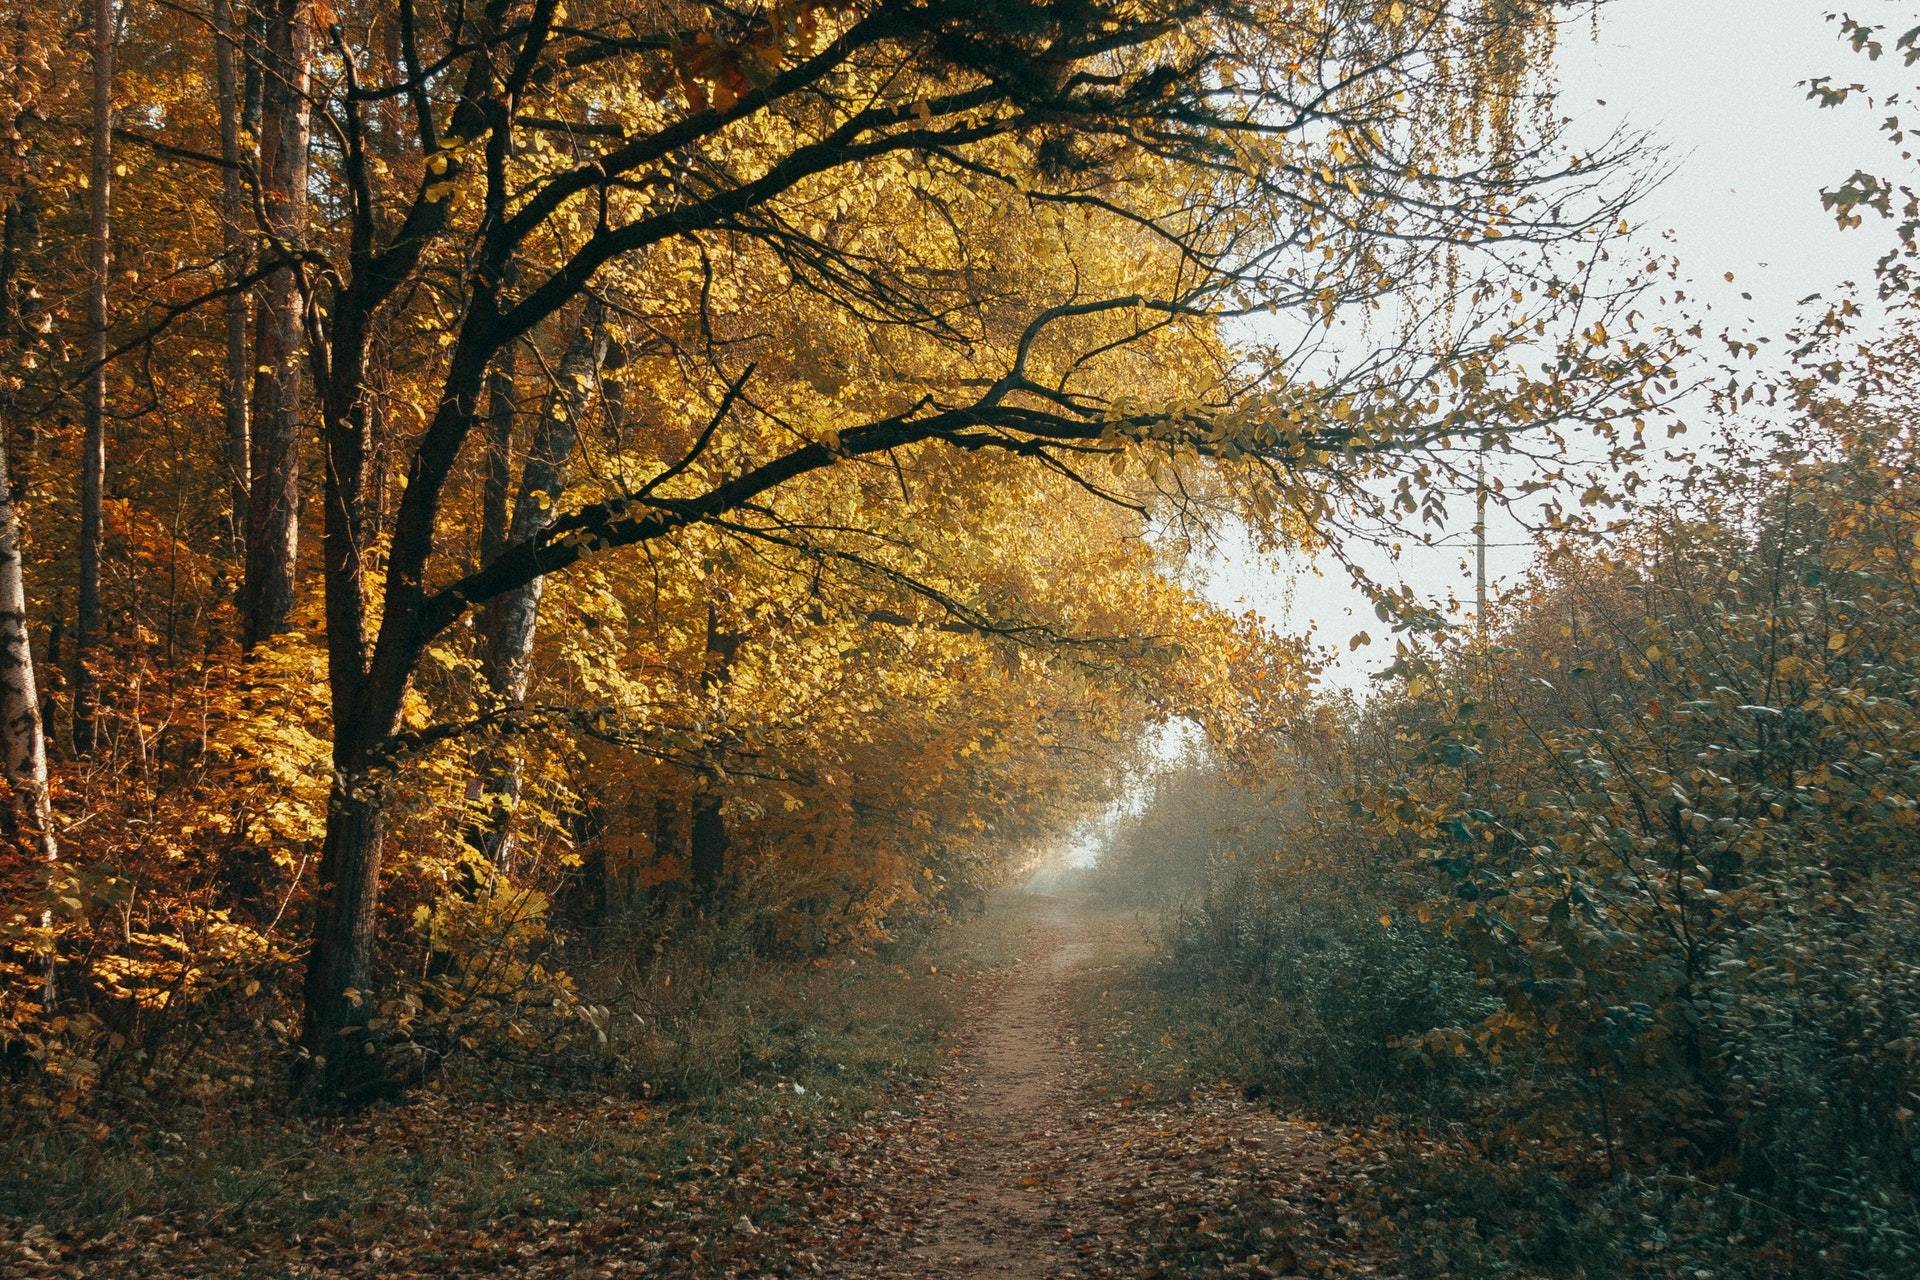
[1073,893,1920,1280]
[0,896,1036,1259]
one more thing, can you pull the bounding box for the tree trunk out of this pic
[212,0,249,559]
[73,0,112,754]
[0,431,59,1006]
[240,7,262,136]
[292,19,482,1104]
[654,789,689,868]
[478,341,517,567]
[691,603,738,901]
[0,8,45,385]
[689,787,727,901]
[0,10,53,1001]
[359,10,409,546]
[294,767,391,1105]
[470,299,607,868]
[241,0,309,648]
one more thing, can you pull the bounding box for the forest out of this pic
[0,0,1912,1276]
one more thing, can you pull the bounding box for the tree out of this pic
[241,0,310,646]
[471,295,611,869]
[0,430,57,1005]
[251,0,1669,1102]
[73,0,113,755]
[0,0,57,1006]
[212,0,251,553]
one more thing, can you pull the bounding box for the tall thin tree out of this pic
[241,0,309,647]
[73,0,112,753]
[472,298,609,869]
[0,4,57,1004]
[212,0,250,558]
[0,430,58,1004]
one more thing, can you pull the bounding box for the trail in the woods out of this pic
[825,897,1401,1279]
[884,909,1098,1277]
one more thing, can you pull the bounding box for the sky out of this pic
[1195,0,1897,694]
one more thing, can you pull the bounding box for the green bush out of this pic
[1156,865,1496,1114]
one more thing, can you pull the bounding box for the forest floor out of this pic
[2,894,1401,1278]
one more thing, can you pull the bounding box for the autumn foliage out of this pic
[0,0,1911,1273]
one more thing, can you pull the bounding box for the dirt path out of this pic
[891,912,1099,1277]
[826,897,1402,1280]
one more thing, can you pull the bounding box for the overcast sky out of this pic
[1199,0,1897,693]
